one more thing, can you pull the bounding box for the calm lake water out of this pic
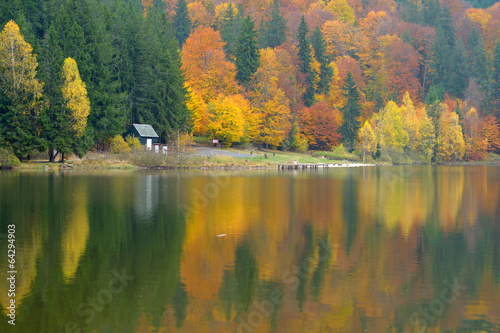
[0,166,499,333]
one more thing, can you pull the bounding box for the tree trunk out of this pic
[60,152,65,163]
[48,147,56,163]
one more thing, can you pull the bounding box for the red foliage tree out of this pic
[297,101,342,150]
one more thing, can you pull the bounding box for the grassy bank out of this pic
[16,147,356,170]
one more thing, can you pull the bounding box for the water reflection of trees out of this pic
[0,168,499,332]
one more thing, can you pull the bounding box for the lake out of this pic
[0,166,499,332]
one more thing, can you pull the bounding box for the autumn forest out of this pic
[0,0,500,163]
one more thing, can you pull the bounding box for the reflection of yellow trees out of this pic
[181,176,251,299]
[0,224,41,314]
[61,182,89,283]
[358,167,434,237]
[173,168,500,332]
[437,167,465,231]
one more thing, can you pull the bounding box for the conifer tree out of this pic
[173,0,191,47]
[135,5,189,140]
[338,71,361,152]
[467,27,488,93]
[493,40,500,118]
[297,15,314,106]
[235,16,260,85]
[221,2,240,60]
[311,26,332,95]
[259,0,287,49]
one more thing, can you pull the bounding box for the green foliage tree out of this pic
[297,15,314,107]
[467,27,488,93]
[135,5,189,141]
[493,40,500,118]
[235,16,260,85]
[338,71,361,152]
[311,26,332,95]
[173,0,191,47]
[258,0,287,49]
[221,3,243,61]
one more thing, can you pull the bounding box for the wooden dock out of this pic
[278,163,375,170]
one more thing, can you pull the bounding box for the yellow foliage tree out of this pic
[401,92,435,161]
[357,121,376,162]
[0,20,45,158]
[207,94,246,146]
[374,100,409,149]
[437,111,465,161]
[258,89,291,147]
[322,20,366,60]
[186,84,209,136]
[214,2,238,29]
[321,0,355,24]
[0,20,43,106]
[61,57,90,137]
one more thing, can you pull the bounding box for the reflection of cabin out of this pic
[128,124,159,149]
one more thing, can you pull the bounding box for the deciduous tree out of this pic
[357,121,376,162]
[206,94,246,147]
[437,110,465,161]
[298,101,341,150]
[0,20,45,159]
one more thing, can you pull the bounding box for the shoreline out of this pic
[8,161,500,172]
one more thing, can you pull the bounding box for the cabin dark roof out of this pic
[132,124,159,138]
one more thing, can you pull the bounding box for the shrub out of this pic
[381,147,411,165]
[0,147,21,168]
[312,144,359,161]
[125,135,141,151]
[193,136,211,145]
[110,135,130,154]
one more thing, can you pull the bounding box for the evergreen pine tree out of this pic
[135,5,189,140]
[402,28,411,44]
[173,0,191,47]
[450,38,468,98]
[235,15,260,84]
[438,5,455,48]
[311,26,332,94]
[493,40,500,118]
[421,0,441,27]
[297,15,314,106]
[221,2,240,60]
[259,0,287,49]
[338,71,361,152]
[467,27,488,92]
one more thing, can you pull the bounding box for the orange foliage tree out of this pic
[182,26,240,103]
[187,2,212,28]
[298,101,342,150]
[482,115,500,153]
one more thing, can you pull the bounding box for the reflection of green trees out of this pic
[234,241,258,311]
[0,173,187,333]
